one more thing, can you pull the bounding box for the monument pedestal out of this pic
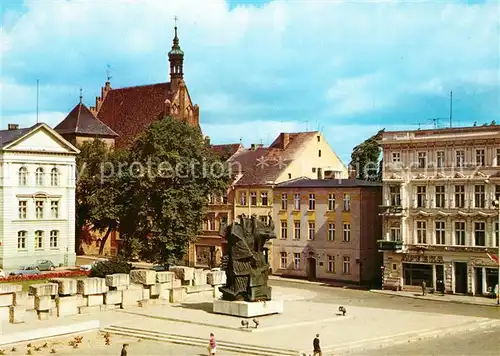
[213,299,283,318]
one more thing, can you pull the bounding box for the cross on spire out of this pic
[79,88,83,103]
[174,15,178,27]
[106,64,112,82]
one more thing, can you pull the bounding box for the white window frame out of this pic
[343,223,351,242]
[280,252,287,269]
[416,221,427,244]
[455,221,466,246]
[36,167,44,186]
[281,193,287,210]
[51,200,59,219]
[308,194,315,210]
[455,185,465,208]
[417,152,426,168]
[50,168,59,186]
[328,193,335,211]
[343,193,351,211]
[35,230,44,249]
[342,256,351,274]
[474,185,485,208]
[392,152,401,163]
[390,227,401,241]
[435,221,445,245]
[18,167,28,186]
[293,253,301,270]
[436,151,444,168]
[456,150,464,168]
[308,222,315,240]
[35,200,44,219]
[476,149,485,167]
[260,192,268,206]
[328,223,335,241]
[435,185,445,208]
[17,231,27,250]
[293,221,300,240]
[280,221,287,239]
[294,193,301,210]
[18,200,27,219]
[250,191,257,206]
[328,255,335,273]
[50,230,59,248]
[474,222,485,246]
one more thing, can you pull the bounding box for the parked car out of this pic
[151,264,169,272]
[9,265,41,276]
[0,269,6,278]
[79,261,98,271]
[34,260,56,271]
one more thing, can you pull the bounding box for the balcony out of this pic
[377,240,403,251]
[379,205,403,216]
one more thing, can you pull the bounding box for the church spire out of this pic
[168,16,184,89]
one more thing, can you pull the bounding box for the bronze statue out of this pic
[219,213,276,302]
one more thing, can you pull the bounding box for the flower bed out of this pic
[0,270,90,282]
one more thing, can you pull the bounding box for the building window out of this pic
[36,167,44,186]
[220,213,228,228]
[293,221,301,240]
[343,193,351,211]
[281,193,287,210]
[416,186,426,208]
[222,193,228,204]
[294,193,300,210]
[474,185,485,208]
[417,152,426,168]
[318,150,322,157]
[495,222,499,247]
[51,201,59,219]
[50,168,59,186]
[17,231,27,249]
[239,191,247,205]
[392,152,401,163]
[50,230,59,248]
[328,223,335,241]
[435,221,445,245]
[435,186,445,208]
[497,148,500,167]
[328,193,335,211]
[259,215,269,224]
[308,194,315,210]
[280,221,287,239]
[416,221,427,244]
[456,150,464,168]
[312,167,316,173]
[207,216,216,231]
[455,221,466,245]
[317,135,321,142]
[389,186,401,206]
[495,185,500,201]
[261,192,268,206]
[35,200,44,219]
[294,253,301,270]
[342,256,351,274]
[35,230,44,249]
[436,151,444,168]
[288,173,292,179]
[18,200,27,219]
[280,252,287,269]
[476,149,485,167]
[208,194,215,204]
[18,167,28,186]
[343,223,351,242]
[250,192,257,206]
[474,222,485,246]
[328,255,335,273]
[390,227,401,241]
[455,185,465,208]
[308,222,315,240]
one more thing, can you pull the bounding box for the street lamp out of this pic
[493,199,500,305]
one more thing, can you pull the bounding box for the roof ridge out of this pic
[75,103,82,132]
[109,82,170,91]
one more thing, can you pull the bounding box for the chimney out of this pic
[250,144,256,150]
[317,168,323,180]
[8,124,19,130]
[280,133,290,149]
[204,136,211,146]
[256,144,264,148]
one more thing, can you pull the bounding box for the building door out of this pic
[307,258,317,280]
[436,264,444,293]
[475,268,483,295]
[454,262,468,294]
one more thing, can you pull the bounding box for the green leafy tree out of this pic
[349,129,384,181]
[118,116,231,266]
[76,139,127,255]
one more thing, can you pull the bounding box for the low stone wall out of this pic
[0,267,227,326]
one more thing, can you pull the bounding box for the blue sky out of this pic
[1,0,498,163]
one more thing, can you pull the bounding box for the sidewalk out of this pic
[370,289,499,307]
[269,275,367,290]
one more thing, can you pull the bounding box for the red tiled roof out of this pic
[55,103,118,137]
[210,143,242,160]
[96,83,173,148]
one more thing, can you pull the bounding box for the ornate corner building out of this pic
[379,125,500,296]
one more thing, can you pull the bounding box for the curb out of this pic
[369,289,499,307]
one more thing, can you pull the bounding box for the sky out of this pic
[1,0,499,164]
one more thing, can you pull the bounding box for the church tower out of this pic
[168,22,184,91]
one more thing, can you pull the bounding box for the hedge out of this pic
[0,270,90,282]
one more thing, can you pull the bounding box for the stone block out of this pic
[159,288,170,301]
[49,278,77,295]
[170,266,194,281]
[207,270,227,286]
[0,284,22,294]
[169,287,187,303]
[87,294,104,306]
[129,269,156,285]
[186,284,213,294]
[0,293,14,307]
[29,283,58,297]
[113,285,128,291]
[78,305,101,314]
[138,299,167,307]
[142,288,150,300]
[77,278,107,295]
[149,283,161,296]
[213,299,283,317]
[127,283,144,290]
[9,305,26,323]
[37,310,50,320]
[104,290,122,305]
[100,304,118,312]
[156,271,175,283]
[56,296,80,317]
[0,306,9,322]
[35,296,52,311]
[213,286,222,299]
[105,274,130,287]
[24,309,38,323]
[14,291,34,309]
[193,269,209,286]
[121,289,142,308]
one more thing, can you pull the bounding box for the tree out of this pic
[349,129,384,181]
[75,139,127,255]
[118,116,231,266]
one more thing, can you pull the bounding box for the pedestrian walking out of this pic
[120,344,128,356]
[208,333,216,356]
[313,333,322,356]
[421,280,426,296]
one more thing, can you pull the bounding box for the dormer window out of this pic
[36,167,44,186]
[18,167,28,186]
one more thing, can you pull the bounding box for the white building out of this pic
[379,125,499,296]
[0,123,79,269]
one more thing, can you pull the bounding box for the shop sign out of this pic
[402,254,443,263]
